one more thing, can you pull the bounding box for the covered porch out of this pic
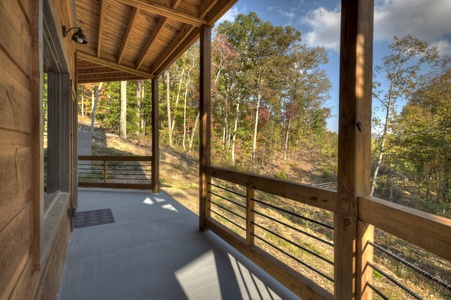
[58,189,297,300]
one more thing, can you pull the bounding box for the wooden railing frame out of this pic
[204,166,451,299]
[78,155,152,190]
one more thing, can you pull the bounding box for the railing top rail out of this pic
[358,195,451,262]
[206,165,337,212]
[79,155,152,161]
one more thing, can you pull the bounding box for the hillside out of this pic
[81,122,450,299]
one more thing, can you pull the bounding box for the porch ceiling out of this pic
[74,0,237,83]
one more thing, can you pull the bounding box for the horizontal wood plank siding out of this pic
[0,0,34,298]
[0,204,32,296]
[35,200,72,300]
[0,0,31,75]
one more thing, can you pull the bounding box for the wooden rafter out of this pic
[199,0,218,18]
[154,28,199,76]
[97,0,107,58]
[117,0,206,27]
[135,0,183,70]
[135,17,168,70]
[149,24,195,74]
[118,7,140,64]
[77,52,153,79]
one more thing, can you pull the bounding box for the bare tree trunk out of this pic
[231,101,240,167]
[370,93,392,196]
[136,80,142,137]
[166,71,173,147]
[252,92,261,169]
[91,82,103,132]
[120,81,127,140]
[284,118,291,160]
[81,85,85,117]
[182,87,188,151]
[189,111,199,152]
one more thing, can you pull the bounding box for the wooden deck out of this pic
[57,189,298,300]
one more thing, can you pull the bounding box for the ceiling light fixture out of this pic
[62,26,88,44]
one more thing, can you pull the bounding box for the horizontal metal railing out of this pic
[78,155,152,189]
[204,165,451,299]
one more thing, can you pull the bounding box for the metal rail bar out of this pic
[209,199,245,221]
[370,242,451,291]
[209,191,246,209]
[253,223,334,265]
[253,233,334,283]
[252,197,334,230]
[253,209,334,247]
[209,208,246,232]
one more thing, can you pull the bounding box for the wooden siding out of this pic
[0,0,33,298]
[0,0,75,298]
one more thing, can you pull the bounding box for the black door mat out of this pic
[74,209,115,229]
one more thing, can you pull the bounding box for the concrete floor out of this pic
[58,189,299,300]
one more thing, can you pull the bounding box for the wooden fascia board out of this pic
[78,75,147,84]
[77,52,153,79]
[205,0,238,25]
[117,0,206,27]
[118,7,140,64]
[97,0,107,58]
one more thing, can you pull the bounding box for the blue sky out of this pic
[217,0,451,132]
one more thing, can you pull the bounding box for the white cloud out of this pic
[431,39,451,56]
[300,0,451,52]
[374,0,451,43]
[217,6,240,24]
[301,6,341,51]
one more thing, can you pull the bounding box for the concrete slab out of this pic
[58,189,299,300]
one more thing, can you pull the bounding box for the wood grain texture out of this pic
[151,78,160,193]
[358,196,451,261]
[335,0,373,298]
[0,204,32,297]
[0,62,31,133]
[199,25,211,230]
[0,148,31,231]
[0,0,31,75]
[35,200,71,300]
[206,166,337,212]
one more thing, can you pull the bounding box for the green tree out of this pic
[371,35,438,196]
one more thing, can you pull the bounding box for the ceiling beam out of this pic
[77,51,154,79]
[135,0,183,70]
[97,0,107,58]
[117,0,206,27]
[136,17,168,70]
[118,7,140,64]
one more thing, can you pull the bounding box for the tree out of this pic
[396,57,451,214]
[120,81,127,140]
[217,12,302,169]
[371,35,438,196]
[91,82,104,132]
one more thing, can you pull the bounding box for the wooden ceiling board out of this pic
[75,0,237,81]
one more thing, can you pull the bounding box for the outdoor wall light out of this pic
[62,26,88,44]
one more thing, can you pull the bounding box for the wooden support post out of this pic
[199,25,212,231]
[151,77,160,193]
[246,187,255,246]
[103,160,107,184]
[335,0,374,299]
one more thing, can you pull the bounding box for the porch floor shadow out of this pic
[57,189,299,300]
